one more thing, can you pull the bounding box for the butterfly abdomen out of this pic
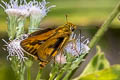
[39,61,48,69]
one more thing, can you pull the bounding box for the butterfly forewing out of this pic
[21,28,57,55]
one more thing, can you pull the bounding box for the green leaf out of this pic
[80,46,110,77]
[79,65,120,80]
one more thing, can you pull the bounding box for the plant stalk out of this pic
[27,67,31,80]
[88,1,120,49]
[36,69,42,80]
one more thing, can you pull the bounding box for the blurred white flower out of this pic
[65,33,90,56]
[0,0,56,18]
[0,0,30,39]
[2,34,28,62]
[28,0,56,18]
[28,0,56,33]
[0,0,30,17]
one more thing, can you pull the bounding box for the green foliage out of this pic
[0,62,16,80]
[10,56,25,80]
[79,65,120,80]
[80,46,110,77]
[73,46,120,80]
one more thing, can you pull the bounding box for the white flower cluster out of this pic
[28,0,55,18]
[0,0,28,17]
[65,33,90,56]
[0,0,55,18]
[2,34,29,62]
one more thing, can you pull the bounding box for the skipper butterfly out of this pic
[20,17,77,68]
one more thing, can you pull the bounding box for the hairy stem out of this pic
[89,1,120,49]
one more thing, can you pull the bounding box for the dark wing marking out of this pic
[37,36,67,61]
[20,28,57,55]
[48,37,64,56]
[29,28,56,37]
[21,40,41,55]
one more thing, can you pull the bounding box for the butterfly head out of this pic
[65,15,76,32]
[64,22,76,32]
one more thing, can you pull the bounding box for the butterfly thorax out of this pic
[56,22,76,34]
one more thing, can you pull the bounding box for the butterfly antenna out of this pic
[65,14,68,23]
[79,29,82,54]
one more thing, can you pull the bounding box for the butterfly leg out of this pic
[53,57,56,64]
[66,39,80,55]
[29,54,38,60]
[56,36,68,64]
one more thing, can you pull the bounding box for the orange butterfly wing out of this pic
[20,28,56,57]
[21,27,70,61]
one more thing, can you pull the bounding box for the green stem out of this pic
[62,54,86,80]
[8,16,18,40]
[54,54,75,80]
[49,71,57,80]
[16,18,25,38]
[20,64,25,80]
[88,1,120,49]
[36,69,42,80]
[27,67,31,80]
[55,62,72,80]
[49,64,60,80]
[17,63,25,80]
[55,71,64,80]
[29,15,42,33]
[25,60,33,80]
[11,56,25,80]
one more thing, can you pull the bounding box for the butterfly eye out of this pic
[70,26,75,31]
[72,27,75,31]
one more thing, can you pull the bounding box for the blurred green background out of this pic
[0,0,120,80]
